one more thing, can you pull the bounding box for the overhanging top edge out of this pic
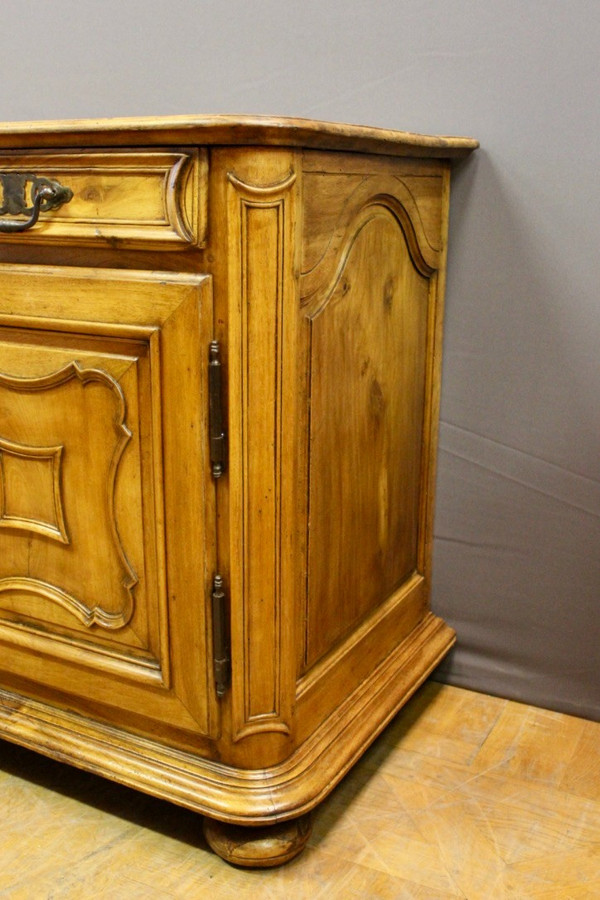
[0,114,479,158]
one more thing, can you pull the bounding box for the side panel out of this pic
[305,209,430,666]
[297,152,450,704]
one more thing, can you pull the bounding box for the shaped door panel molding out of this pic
[0,361,136,629]
[0,434,67,544]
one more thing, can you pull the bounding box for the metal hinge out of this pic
[208,340,226,479]
[211,574,230,698]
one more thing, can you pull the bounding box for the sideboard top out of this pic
[0,114,478,158]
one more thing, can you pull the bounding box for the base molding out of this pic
[0,613,454,826]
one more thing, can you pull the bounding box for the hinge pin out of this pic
[211,574,230,698]
[208,340,226,479]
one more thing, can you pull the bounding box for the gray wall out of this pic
[1,1,598,718]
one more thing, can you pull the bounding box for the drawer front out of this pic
[0,149,207,249]
[0,265,217,742]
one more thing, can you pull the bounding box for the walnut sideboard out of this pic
[0,116,477,867]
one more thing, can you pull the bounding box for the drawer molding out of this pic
[0,149,207,249]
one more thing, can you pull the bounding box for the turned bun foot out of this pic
[203,814,312,868]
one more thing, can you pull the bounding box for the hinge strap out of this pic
[208,340,226,479]
[211,574,230,698]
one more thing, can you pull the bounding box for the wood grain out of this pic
[0,266,216,739]
[0,114,479,157]
[303,200,430,667]
[223,152,298,748]
[0,149,206,248]
[0,117,477,866]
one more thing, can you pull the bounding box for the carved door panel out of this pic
[0,265,217,742]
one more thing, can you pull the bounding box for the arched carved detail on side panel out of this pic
[300,175,439,310]
[301,204,433,321]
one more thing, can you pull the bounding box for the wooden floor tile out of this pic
[559,718,600,801]
[0,682,598,898]
[470,701,586,786]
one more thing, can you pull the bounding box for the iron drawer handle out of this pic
[0,173,73,233]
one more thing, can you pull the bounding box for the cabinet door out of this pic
[0,265,217,743]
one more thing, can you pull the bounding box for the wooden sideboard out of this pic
[0,116,477,867]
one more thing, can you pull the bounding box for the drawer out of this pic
[0,149,207,250]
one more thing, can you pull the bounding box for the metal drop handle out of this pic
[0,173,73,233]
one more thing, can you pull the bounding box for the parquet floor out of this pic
[0,682,598,898]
